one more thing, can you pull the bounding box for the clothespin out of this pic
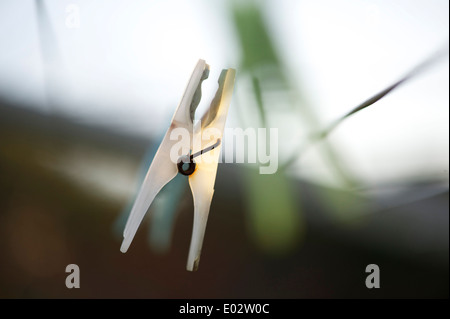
[120,59,236,271]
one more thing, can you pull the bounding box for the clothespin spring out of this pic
[177,138,221,176]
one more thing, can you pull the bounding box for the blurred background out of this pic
[0,0,448,298]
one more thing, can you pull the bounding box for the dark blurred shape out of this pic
[0,97,447,298]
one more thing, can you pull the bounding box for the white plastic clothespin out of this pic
[120,59,236,271]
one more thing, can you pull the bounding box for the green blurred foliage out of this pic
[228,0,366,254]
[230,1,303,254]
[230,2,282,75]
[244,168,304,255]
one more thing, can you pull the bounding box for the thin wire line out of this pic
[190,138,222,160]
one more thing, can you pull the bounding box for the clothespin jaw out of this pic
[186,68,236,271]
[120,60,236,272]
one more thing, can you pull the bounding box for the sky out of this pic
[0,0,448,189]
